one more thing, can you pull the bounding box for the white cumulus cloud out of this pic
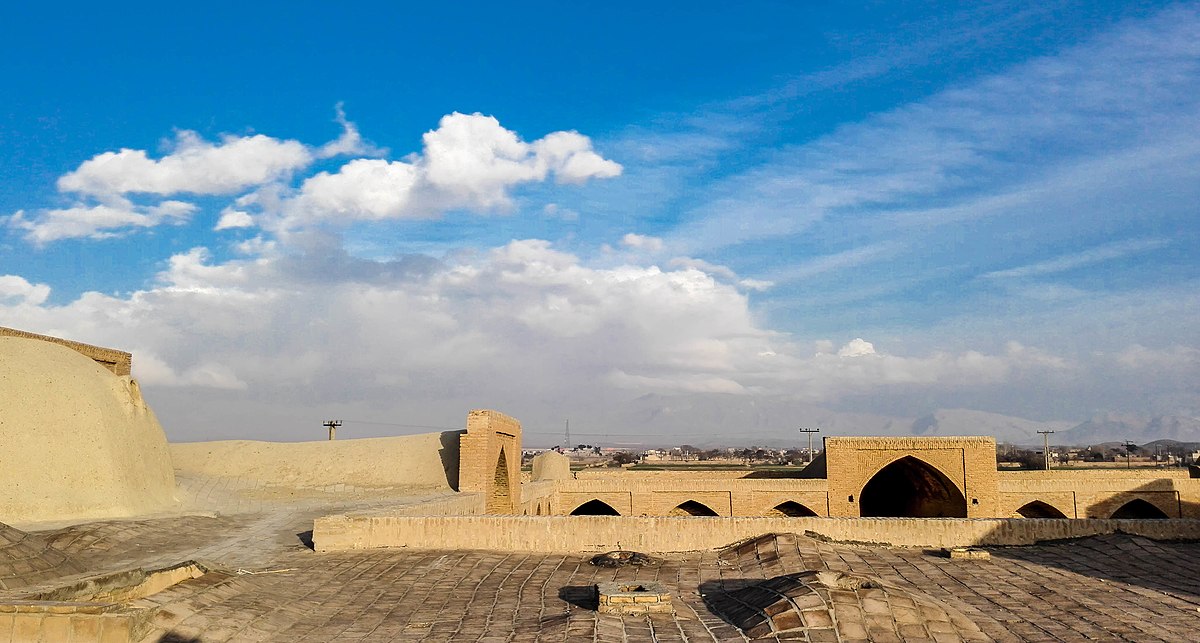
[269,112,622,230]
[58,130,313,197]
[8,199,196,243]
[621,233,664,252]
[837,338,877,358]
[0,275,51,306]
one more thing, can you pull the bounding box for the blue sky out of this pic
[2,2,1198,443]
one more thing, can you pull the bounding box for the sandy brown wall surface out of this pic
[313,514,1200,553]
[170,430,464,491]
[0,338,176,526]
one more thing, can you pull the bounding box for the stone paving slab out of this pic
[6,511,1200,642]
[0,522,84,591]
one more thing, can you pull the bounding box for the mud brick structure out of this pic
[595,581,673,615]
[457,410,523,513]
[823,436,1000,518]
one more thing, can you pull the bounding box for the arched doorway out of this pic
[859,456,967,517]
[768,501,818,517]
[570,499,621,516]
[1110,499,1169,519]
[1014,501,1067,519]
[486,447,511,513]
[668,500,719,516]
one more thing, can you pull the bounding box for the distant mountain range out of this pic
[910,409,1075,445]
[1057,413,1200,446]
[606,393,1200,448]
[913,410,1200,446]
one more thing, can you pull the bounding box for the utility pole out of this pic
[798,427,820,465]
[324,419,342,441]
[565,419,571,449]
[1124,440,1135,468]
[1037,430,1055,470]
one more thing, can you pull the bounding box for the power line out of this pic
[799,427,820,465]
[341,420,464,431]
[1037,430,1054,470]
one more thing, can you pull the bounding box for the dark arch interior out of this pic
[670,500,719,516]
[859,456,967,518]
[570,499,620,516]
[1110,498,1169,519]
[486,447,510,513]
[1015,501,1068,519]
[771,501,818,517]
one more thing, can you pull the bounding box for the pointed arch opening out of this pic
[569,499,621,516]
[859,456,967,518]
[486,446,512,513]
[1110,498,1169,519]
[1014,501,1068,519]
[768,501,818,517]
[669,500,719,516]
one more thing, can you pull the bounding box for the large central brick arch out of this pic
[859,456,968,517]
[458,410,522,514]
[823,436,998,518]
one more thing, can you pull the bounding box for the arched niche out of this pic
[768,501,818,517]
[569,499,621,516]
[485,447,512,513]
[1110,498,1169,519]
[859,456,967,518]
[668,500,719,516]
[1014,500,1068,519]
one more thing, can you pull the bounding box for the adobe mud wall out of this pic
[1,337,175,526]
[170,430,464,491]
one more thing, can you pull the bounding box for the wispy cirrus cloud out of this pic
[762,241,903,284]
[669,5,1200,256]
[982,238,1171,281]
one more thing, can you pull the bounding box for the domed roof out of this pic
[706,569,990,641]
[0,337,177,524]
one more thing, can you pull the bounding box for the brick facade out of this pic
[457,410,523,514]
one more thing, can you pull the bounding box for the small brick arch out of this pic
[486,447,513,513]
[767,501,818,517]
[1110,498,1169,519]
[569,499,621,516]
[669,500,719,516]
[1014,500,1068,519]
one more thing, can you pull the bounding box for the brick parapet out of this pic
[312,514,1200,553]
[0,326,132,376]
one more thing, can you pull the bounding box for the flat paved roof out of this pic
[3,507,1197,642]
